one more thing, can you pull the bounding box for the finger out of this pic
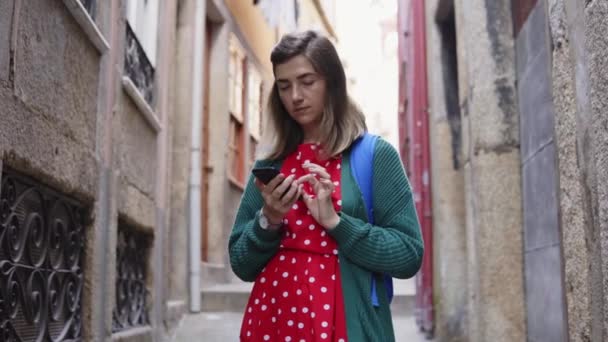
[265,173,286,193]
[273,174,295,199]
[295,174,316,185]
[280,181,299,205]
[303,163,330,179]
[254,178,264,191]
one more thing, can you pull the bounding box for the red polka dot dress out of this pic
[240,143,348,342]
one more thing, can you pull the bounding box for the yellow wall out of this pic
[224,0,276,74]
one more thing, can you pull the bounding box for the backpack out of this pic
[350,132,394,307]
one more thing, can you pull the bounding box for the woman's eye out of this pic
[302,80,315,86]
[279,85,290,91]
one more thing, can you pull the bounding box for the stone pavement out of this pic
[172,311,429,341]
[171,279,430,341]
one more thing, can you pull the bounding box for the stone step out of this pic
[200,278,417,315]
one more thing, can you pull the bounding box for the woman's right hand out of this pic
[255,174,303,225]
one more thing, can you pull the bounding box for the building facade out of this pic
[399,0,608,341]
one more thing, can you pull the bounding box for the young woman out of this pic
[229,30,423,342]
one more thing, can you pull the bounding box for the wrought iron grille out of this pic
[111,223,151,333]
[0,170,87,341]
[79,0,96,19]
[124,23,156,106]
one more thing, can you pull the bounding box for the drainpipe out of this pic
[189,0,206,313]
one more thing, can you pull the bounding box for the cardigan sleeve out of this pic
[328,139,424,279]
[228,161,283,282]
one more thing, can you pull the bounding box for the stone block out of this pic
[523,143,560,251]
[524,245,567,341]
[14,0,99,149]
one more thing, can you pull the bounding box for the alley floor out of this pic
[172,279,430,341]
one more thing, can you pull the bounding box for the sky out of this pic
[334,0,400,148]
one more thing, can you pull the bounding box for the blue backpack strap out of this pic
[350,133,394,307]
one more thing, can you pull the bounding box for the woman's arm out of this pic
[328,139,424,279]
[228,163,283,282]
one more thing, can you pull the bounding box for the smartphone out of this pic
[252,167,281,185]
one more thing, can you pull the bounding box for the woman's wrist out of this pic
[262,207,283,225]
[323,213,341,231]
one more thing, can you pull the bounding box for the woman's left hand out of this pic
[296,162,340,230]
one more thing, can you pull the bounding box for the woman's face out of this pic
[274,55,327,131]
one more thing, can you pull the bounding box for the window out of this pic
[247,65,263,140]
[126,0,159,66]
[228,35,245,122]
[227,37,266,187]
[124,0,159,107]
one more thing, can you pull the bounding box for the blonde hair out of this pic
[259,30,367,161]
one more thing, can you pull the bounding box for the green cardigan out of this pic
[228,138,424,341]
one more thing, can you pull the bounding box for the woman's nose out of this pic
[291,85,303,102]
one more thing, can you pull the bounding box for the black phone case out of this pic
[252,167,280,184]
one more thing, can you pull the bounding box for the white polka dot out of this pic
[320,264,325,270]
[300,340,306,342]
[294,275,298,282]
[291,168,296,173]
[321,241,328,247]
[296,220,302,225]
[322,321,329,328]
[309,224,316,230]
[334,181,339,186]
[285,337,292,342]
[264,335,270,341]
[288,320,294,326]
[332,274,336,280]
[261,305,267,311]
[271,298,276,304]
[262,292,267,298]
[321,333,328,339]
[291,307,297,313]
[307,257,312,262]
[293,204,299,210]
[324,304,330,310]
[333,249,338,255]
[297,289,302,295]
[302,307,309,313]
[260,277,266,283]
[305,269,309,275]
[298,322,304,329]
[255,299,260,305]
[338,339,345,342]
[286,231,290,237]
[311,145,317,150]
[280,255,286,261]
[283,291,289,297]
[248,307,252,313]
[321,287,327,293]
[292,257,297,264]
[282,272,289,278]
[248,319,252,325]
[283,219,288,224]
[292,233,297,239]
[272,317,277,323]
[337,164,341,169]
[247,331,251,337]
[311,312,316,318]
[321,231,326,237]
[305,160,310,164]
[273,280,279,286]
[278,309,282,315]
[304,239,311,245]
[309,277,315,283]
[309,295,314,301]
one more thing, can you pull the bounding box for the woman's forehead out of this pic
[275,56,318,80]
